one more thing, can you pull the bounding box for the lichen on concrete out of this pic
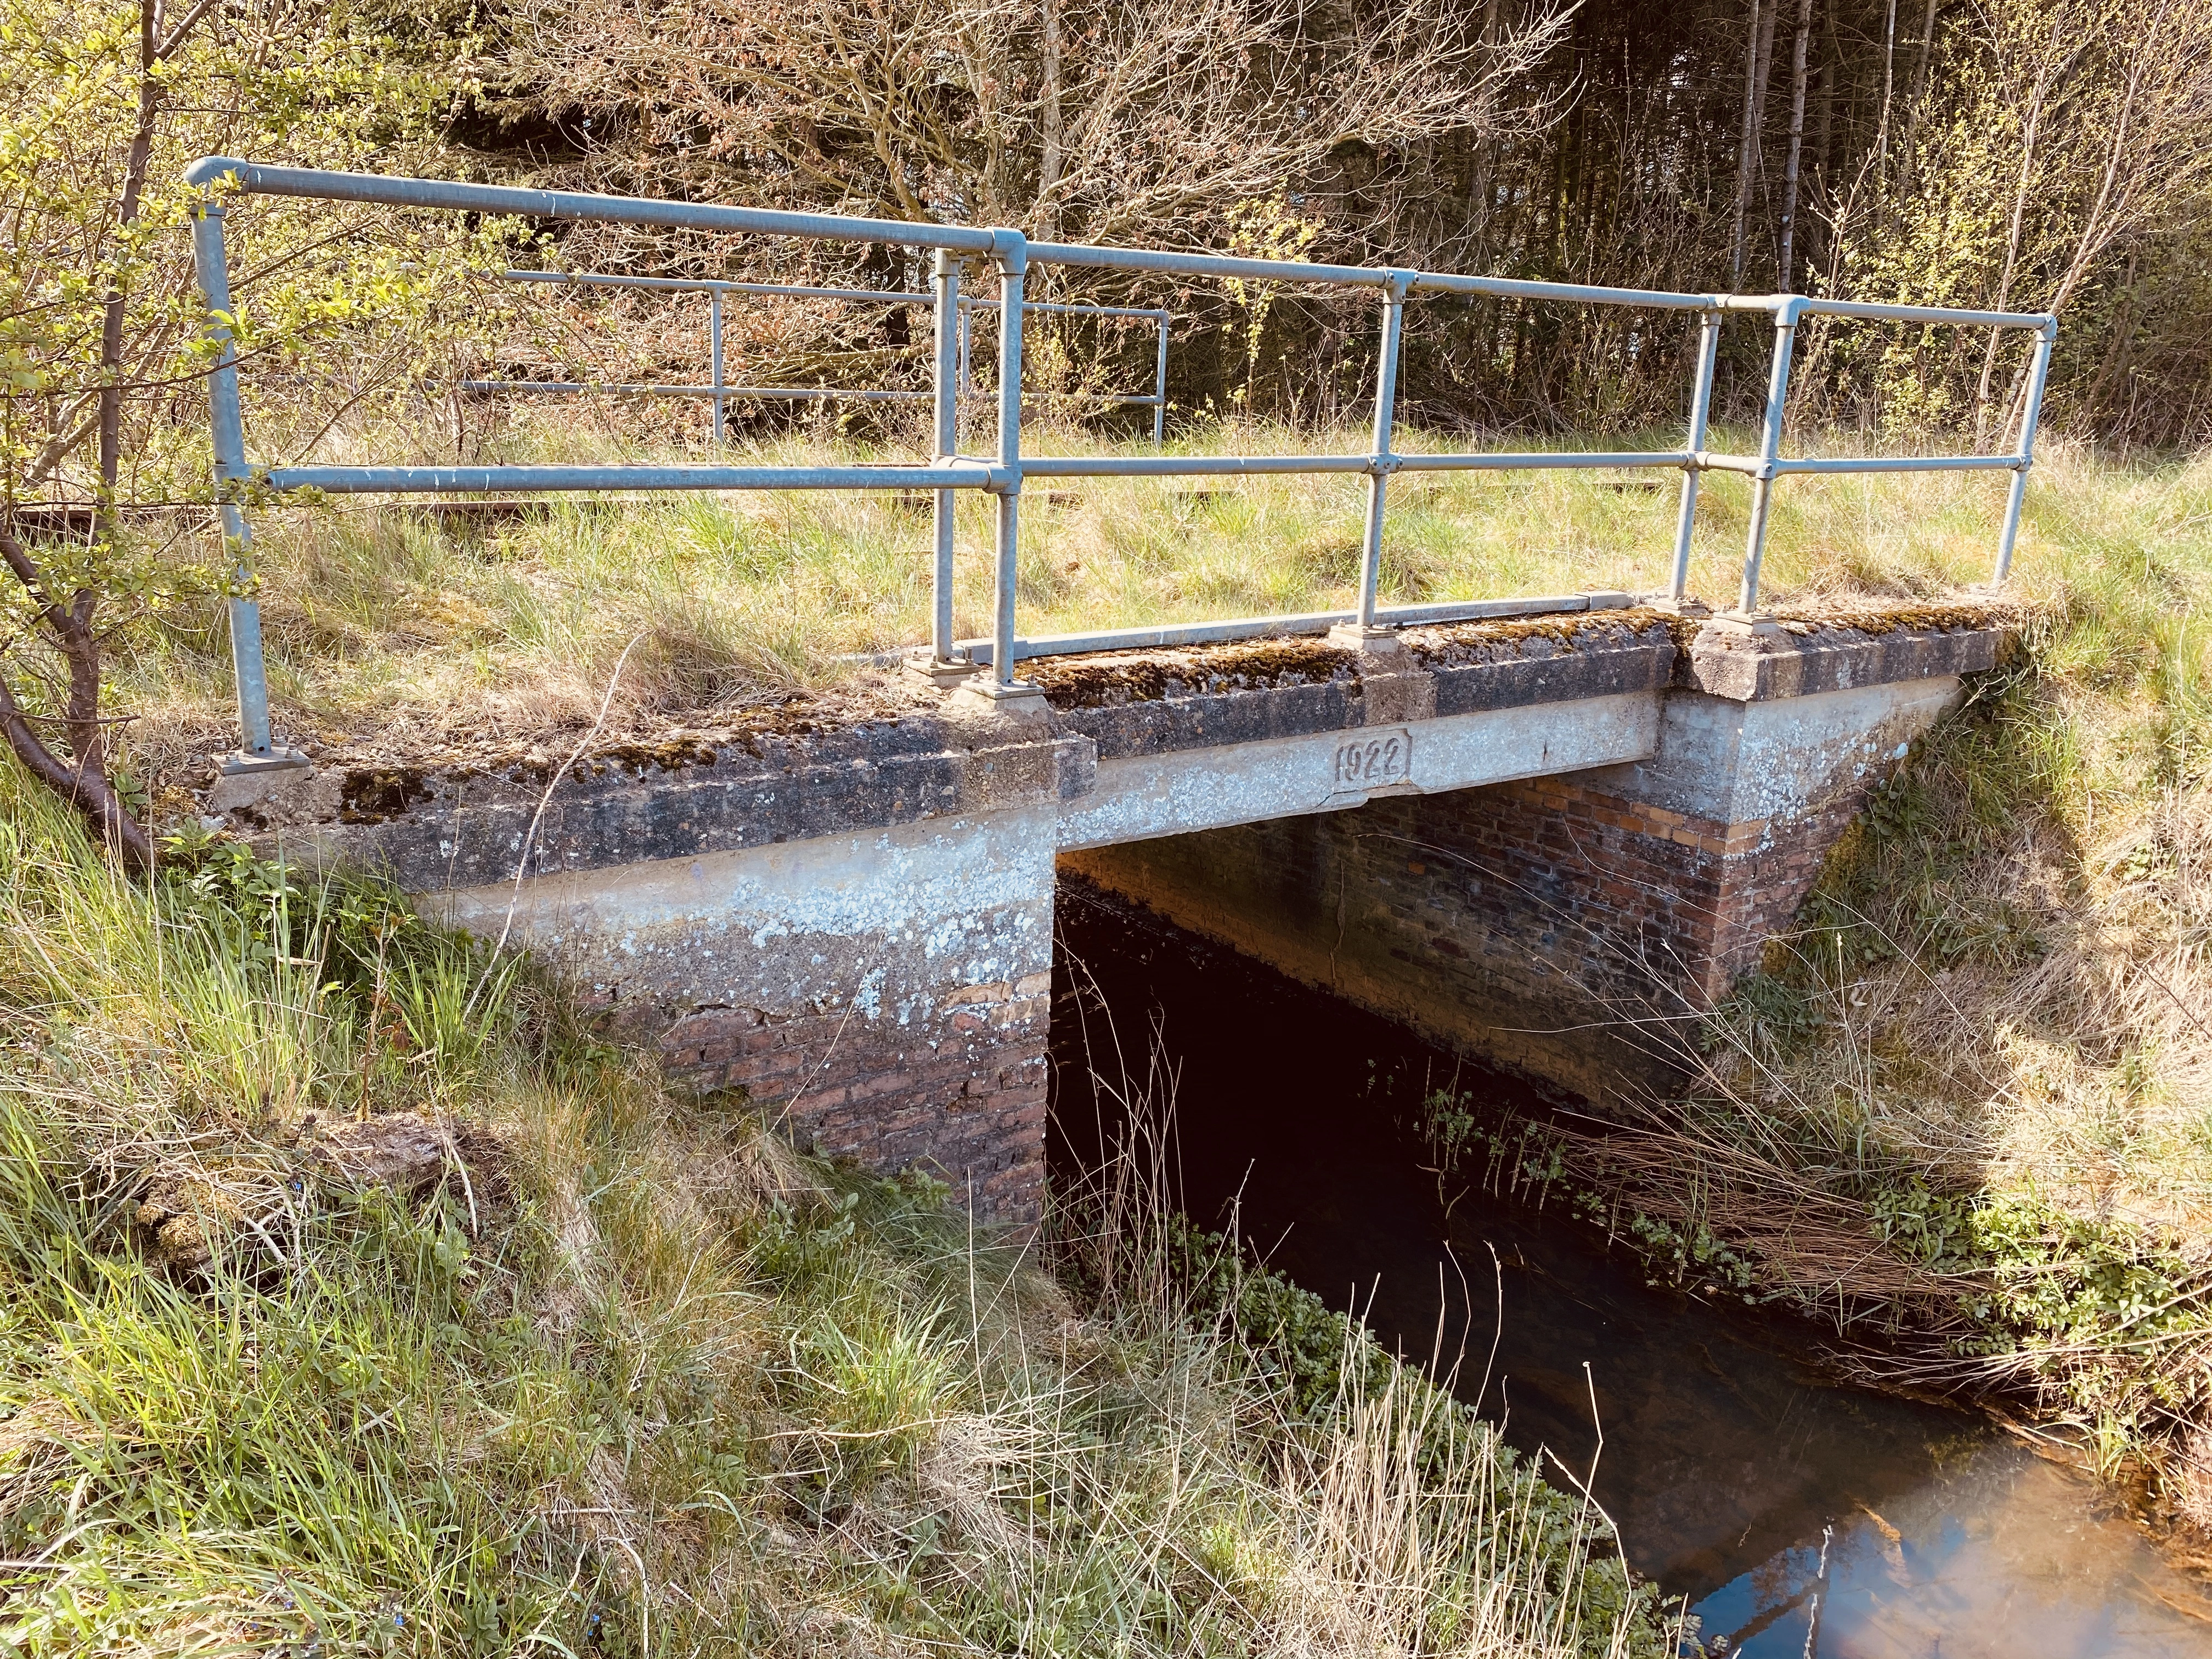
[1025,637,1358,709]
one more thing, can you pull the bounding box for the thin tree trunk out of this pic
[1778,0,1815,286]
[1901,0,1939,172]
[1036,0,1063,238]
[1975,22,2067,442]
[1806,3,1838,276]
[1731,0,1779,282]
[1875,0,1897,172]
[1467,0,1505,261]
[1731,0,1763,281]
[0,530,154,871]
[96,0,164,533]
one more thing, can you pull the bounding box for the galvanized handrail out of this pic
[184,156,2056,763]
[466,269,1173,448]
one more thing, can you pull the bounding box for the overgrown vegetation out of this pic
[0,764,1679,1654]
[1410,446,2212,1537]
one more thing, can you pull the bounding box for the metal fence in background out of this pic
[183,156,2056,769]
[464,269,1173,447]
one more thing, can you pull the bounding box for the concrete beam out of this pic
[1058,690,1660,851]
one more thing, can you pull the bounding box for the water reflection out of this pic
[1692,1446,2212,1656]
[1049,878,2212,1656]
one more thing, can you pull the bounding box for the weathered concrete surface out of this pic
[234,603,2008,1216]
[302,709,1095,891]
[427,806,1059,1222]
[1067,610,2007,1097]
[1058,692,1660,850]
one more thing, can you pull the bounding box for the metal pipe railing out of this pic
[930,251,960,667]
[985,236,1026,703]
[1354,274,1413,634]
[471,268,1172,436]
[183,156,2056,760]
[1668,312,1723,602]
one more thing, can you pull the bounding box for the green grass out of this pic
[0,768,1680,1655]
[114,413,2072,770]
[1457,439,2212,1526]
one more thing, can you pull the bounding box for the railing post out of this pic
[1668,309,1722,606]
[930,251,961,665]
[1152,313,1170,448]
[1734,297,1804,620]
[190,196,304,772]
[951,230,1046,711]
[709,289,726,448]
[1994,318,2056,584]
[1340,273,1412,646]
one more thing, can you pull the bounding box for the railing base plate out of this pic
[217,747,312,776]
[950,679,1049,718]
[905,654,983,689]
[1707,611,1786,640]
[1326,622,1404,654]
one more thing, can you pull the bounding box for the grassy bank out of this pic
[119,415,2041,775]
[1416,445,2212,1538]
[0,768,1679,1655]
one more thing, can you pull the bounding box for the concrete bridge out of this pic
[229,600,2004,1224]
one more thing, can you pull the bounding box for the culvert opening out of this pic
[1043,862,2204,1654]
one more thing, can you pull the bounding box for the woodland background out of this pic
[470,0,2212,442]
[3,0,2209,852]
[12,0,2212,516]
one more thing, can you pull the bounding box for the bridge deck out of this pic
[211,601,2008,1223]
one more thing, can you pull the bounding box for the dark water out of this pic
[1048,879,2212,1656]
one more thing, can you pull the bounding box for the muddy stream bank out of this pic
[1047,878,2212,1657]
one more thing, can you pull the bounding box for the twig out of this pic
[470,631,646,1015]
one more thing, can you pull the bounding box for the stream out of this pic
[1048,878,2212,1657]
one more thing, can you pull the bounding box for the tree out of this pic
[492,0,1569,251]
[0,0,459,866]
[1731,0,1779,282]
[1776,0,1815,287]
[1821,0,2212,439]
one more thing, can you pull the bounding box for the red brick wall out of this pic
[1065,765,1876,1099]
[656,973,1053,1224]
